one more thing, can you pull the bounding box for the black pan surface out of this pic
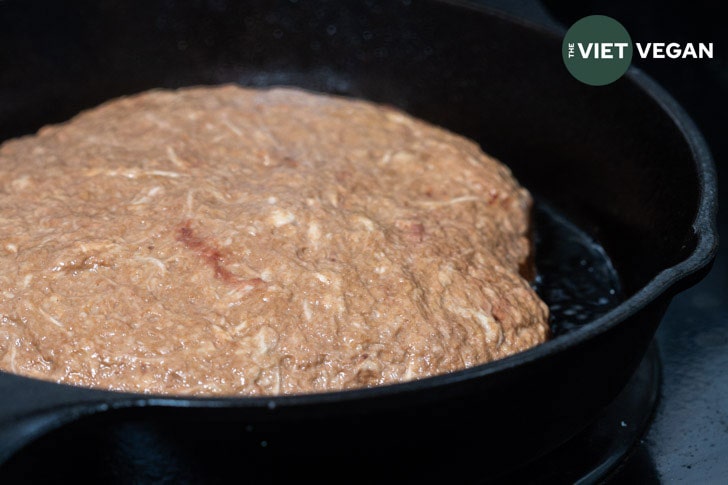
[0,0,718,481]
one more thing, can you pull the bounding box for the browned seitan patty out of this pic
[0,85,549,396]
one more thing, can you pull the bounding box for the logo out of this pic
[562,15,714,86]
[562,15,632,86]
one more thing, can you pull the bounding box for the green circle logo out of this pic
[562,15,633,86]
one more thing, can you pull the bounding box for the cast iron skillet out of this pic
[0,0,718,481]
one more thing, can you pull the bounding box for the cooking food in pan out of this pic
[0,84,549,395]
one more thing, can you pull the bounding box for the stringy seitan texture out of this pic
[0,85,549,395]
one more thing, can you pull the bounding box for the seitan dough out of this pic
[0,85,549,395]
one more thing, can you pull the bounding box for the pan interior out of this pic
[533,201,623,336]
